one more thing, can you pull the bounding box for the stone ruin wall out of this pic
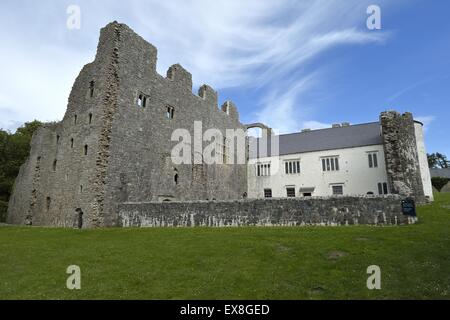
[102,22,248,226]
[6,37,114,227]
[7,22,248,227]
[119,195,417,228]
[7,22,428,229]
[380,111,425,202]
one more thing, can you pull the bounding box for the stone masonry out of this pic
[7,22,247,228]
[380,111,425,201]
[6,22,426,228]
[119,195,417,227]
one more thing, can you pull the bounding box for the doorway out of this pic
[75,208,83,229]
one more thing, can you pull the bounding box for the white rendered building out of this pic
[247,114,433,201]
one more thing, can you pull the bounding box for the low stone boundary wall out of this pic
[118,196,417,227]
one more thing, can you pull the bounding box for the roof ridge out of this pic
[277,121,380,138]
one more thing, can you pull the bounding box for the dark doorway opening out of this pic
[75,208,84,229]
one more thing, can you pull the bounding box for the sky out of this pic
[0,0,449,156]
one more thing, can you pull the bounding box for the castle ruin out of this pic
[6,22,432,228]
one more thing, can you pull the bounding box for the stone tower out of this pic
[7,22,248,228]
[380,111,427,202]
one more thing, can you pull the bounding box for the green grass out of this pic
[1,193,449,300]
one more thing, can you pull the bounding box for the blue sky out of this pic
[0,0,449,156]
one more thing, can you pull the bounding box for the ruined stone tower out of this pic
[7,22,248,227]
[380,111,427,201]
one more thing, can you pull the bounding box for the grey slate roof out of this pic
[251,122,383,158]
[430,168,450,178]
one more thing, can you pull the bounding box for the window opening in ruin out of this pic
[174,173,179,185]
[222,137,227,164]
[74,115,77,125]
[46,197,51,211]
[56,135,60,144]
[53,159,57,172]
[167,106,174,119]
[89,81,95,98]
[89,113,93,124]
[84,145,88,155]
[80,185,83,193]
[71,138,74,148]
[137,94,147,108]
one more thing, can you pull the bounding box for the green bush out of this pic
[0,120,42,222]
[431,177,450,191]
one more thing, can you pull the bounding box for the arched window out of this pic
[167,106,174,119]
[137,93,148,108]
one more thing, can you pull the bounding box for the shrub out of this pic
[431,177,450,192]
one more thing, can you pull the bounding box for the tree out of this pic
[431,177,450,192]
[0,120,42,222]
[428,153,450,169]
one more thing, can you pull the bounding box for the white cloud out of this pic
[387,78,434,102]
[0,0,394,133]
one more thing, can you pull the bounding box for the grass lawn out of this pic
[1,193,449,300]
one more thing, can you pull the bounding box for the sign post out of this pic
[401,198,416,217]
